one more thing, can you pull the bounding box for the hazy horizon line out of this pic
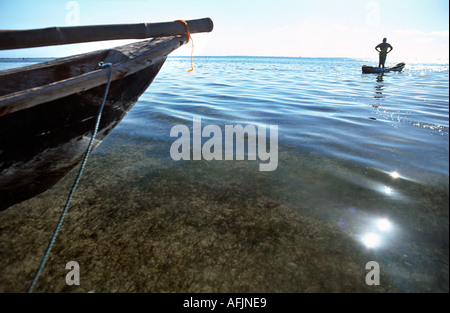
[1,55,448,64]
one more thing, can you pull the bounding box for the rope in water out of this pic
[27,62,113,293]
[176,20,194,72]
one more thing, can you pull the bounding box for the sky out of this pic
[0,0,448,63]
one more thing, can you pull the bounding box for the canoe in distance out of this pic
[362,62,406,74]
[0,36,189,211]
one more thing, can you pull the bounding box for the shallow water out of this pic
[0,57,448,292]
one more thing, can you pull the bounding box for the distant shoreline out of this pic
[0,57,55,62]
[0,56,449,65]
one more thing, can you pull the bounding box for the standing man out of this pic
[375,38,393,68]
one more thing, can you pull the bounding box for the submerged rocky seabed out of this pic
[1,57,448,293]
[1,133,447,292]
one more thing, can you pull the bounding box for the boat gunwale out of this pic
[0,35,188,117]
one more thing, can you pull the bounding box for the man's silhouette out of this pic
[375,38,393,68]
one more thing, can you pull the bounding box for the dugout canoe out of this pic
[362,62,405,74]
[0,18,213,210]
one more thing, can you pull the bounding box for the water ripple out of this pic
[126,57,449,184]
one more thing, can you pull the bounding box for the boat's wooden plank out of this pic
[0,36,186,117]
[0,18,213,50]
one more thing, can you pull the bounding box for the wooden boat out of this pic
[0,18,213,210]
[362,62,405,74]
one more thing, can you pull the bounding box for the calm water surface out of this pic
[111,56,449,291]
[0,57,448,292]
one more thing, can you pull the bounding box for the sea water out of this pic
[0,57,448,292]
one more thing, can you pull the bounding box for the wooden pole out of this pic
[0,18,213,50]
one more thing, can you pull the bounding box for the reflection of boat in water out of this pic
[362,62,405,74]
[0,18,213,211]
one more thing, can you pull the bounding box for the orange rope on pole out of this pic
[176,20,194,72]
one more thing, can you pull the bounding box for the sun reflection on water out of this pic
[376,218,392,232]
[360,218,395,249]
[361,233,381,249]
[337,208,397,250]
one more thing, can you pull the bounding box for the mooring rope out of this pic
[27,62,113,293]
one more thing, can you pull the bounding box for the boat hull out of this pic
[362,62,405,74]
[0,37,184,210]
[0,61,164,210]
